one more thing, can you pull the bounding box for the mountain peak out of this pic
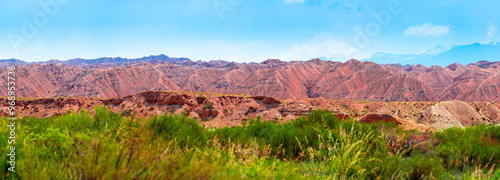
[307,58,325,64]
[343,59,361,67]
[445,63,465,71]
[261,59,286,65]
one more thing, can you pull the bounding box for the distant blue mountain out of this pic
[41,54,191,66]
[0,54,191,67]
[364,42,500,66]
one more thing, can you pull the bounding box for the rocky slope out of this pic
[0,57,499,102]
[1,91,499,130]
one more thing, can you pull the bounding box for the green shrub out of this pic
[403,154,443,179]
[203,101,213,110]
[434,125,500,170]
[148,114,207,148]
[28,127,71,159]
[494,170,500,180]
[2,107,499,179]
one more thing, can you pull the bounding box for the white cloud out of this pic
[403,23,451,37]
[0,32,368,63]
[280,33,370,61]
[421,45,451,55]
[172,33,370,63]
[168,40,278,63]
[486,20,497,43]
[284,0,304,4]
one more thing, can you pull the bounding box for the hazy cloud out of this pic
[486,20,497,43]
[328,2,363,14]
[281,33,368,61]
[403,24,451,37]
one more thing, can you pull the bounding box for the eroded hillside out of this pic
[2,91,499,130]
[1,59,498,102]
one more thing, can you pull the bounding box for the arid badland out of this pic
[1,56,499,130]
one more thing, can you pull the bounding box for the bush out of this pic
[211,110,339,159]
[148,114,207,148]
[403,154,443,179]
[28,127,71,159]
[203,101,213,110]
[2,108,499,179]
[434,125,500,170]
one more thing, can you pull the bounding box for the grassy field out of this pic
[1,106,500,179]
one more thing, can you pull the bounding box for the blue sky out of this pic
[1,0,498,63]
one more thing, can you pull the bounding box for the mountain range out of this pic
[0,54,190,69]
[1,55,499,102]
[362,42,500,66]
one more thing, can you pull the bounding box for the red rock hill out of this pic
[1,59,499,102]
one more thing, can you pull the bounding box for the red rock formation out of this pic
[359,114,402,125]
[1,59,499,102]
[334,113,350,120]
[2,91,498,130]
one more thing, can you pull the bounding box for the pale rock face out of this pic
[426,101,489,129]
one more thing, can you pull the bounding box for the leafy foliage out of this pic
[0,109,498,179]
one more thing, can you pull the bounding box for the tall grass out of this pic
[0,108,499,179]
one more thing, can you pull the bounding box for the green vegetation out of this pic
[1,107,500,179]
[203,101,214,110]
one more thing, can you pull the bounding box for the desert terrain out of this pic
[2,90,499,131]
[1,57,499,102]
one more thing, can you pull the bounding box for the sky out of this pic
[0,0,498,63]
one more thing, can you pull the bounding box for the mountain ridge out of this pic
[364,42,500,66]
[1,57,498,102]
